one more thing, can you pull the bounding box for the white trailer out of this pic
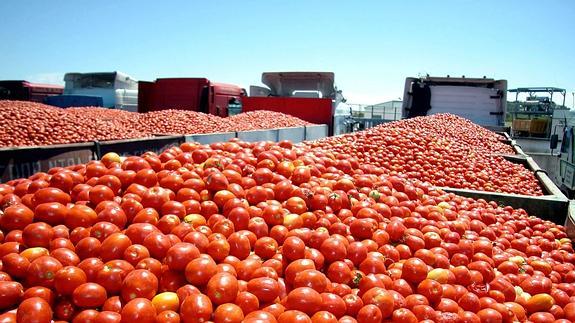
[401,76,507,127]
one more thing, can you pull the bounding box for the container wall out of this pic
[0,143,96,182]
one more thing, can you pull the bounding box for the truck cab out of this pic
[138,78,245,117]
[244,72,347,135]
[402,76,507,127]
[59,72,138,111]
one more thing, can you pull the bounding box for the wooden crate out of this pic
[530,118,548,135]
[513,119,531,132]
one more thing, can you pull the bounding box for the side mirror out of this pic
[550,134,559,149]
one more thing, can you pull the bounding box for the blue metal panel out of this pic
[45,95,103,108]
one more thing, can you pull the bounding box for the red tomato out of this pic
[120,298,157,323]
[17,297,53,323]
[206,272,239,305]
[180,293,213,323]
[72,282,107,307]
[121,269,159,302]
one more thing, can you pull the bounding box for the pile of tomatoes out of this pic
[0,136,573,323]
[308,114,543,196]
[0,101,149,147]
[0,101,313,148]
[227,111,314,132]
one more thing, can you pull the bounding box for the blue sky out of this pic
[1,0,574,106]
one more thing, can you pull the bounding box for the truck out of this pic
[243,72,348,135]
[401,76,508,128]
[0,81,63,102]
[137,78,245,117]
[47,72,138,110]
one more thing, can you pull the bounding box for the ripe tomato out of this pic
[206,272,239,305]
[214,303,244,323]
[401,258,428,284]
[247,277,280,303]
[180,293,213,322]
[17,297,53,323]
[0,281,23,310]
[120,298,157,323]
[285,287,323,316]
[121,269,159,302]
[72,282,107,307]
[27,256,63,288]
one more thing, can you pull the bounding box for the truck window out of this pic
[199,86,209,113]
[76,74,115,89]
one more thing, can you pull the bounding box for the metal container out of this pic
[185,132,236,145]
[0,143,96,182]
[277,127,305,143]
[305,125,329,141]
[237,129,279,142]
[437,154,569,225]
[96,136,184,157]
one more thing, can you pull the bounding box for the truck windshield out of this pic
[75,74,115,89]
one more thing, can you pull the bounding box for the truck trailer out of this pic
[402,76,507,128]
[0,81,63,103]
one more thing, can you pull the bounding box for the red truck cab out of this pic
[138,78,244,117]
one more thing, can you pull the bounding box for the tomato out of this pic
[319,293,347,318]
[180,293,213,323]
[121,269,159,301]
[285,287,323,315]
[16,297,52,323]
[34,203,68,226]
[0,205,34,231]
[72,282,107,307]
[247,277,280,303]
[476,308,502,322]
[143,232,172,259]
[120,298,157,323]
[254,237,278,259]
[417,279,442,304]
[206,272,239,305]
[293,269,328,293]
[327,261,352,285]
[53,266,87,295]
[285,259,316,286]
[310,311,337,323]
[283,236,306,261]
[164,243,200,271]
[320,237,347,263]
[213,303,244,323]
[2,253,30,279]
[151,292,180,313]
[228,231,251,260]
[520,276,553,295]
[65,205,98,229]
[401,258,428,284]
[27,256,63,288]
[392,308,418,323]
[0,281,23,310]
[362,287,394,318]
[155,310,180,323]
[278,310,311,323]
[356,304,383,323]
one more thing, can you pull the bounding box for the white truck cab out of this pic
[63,72,138,111]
